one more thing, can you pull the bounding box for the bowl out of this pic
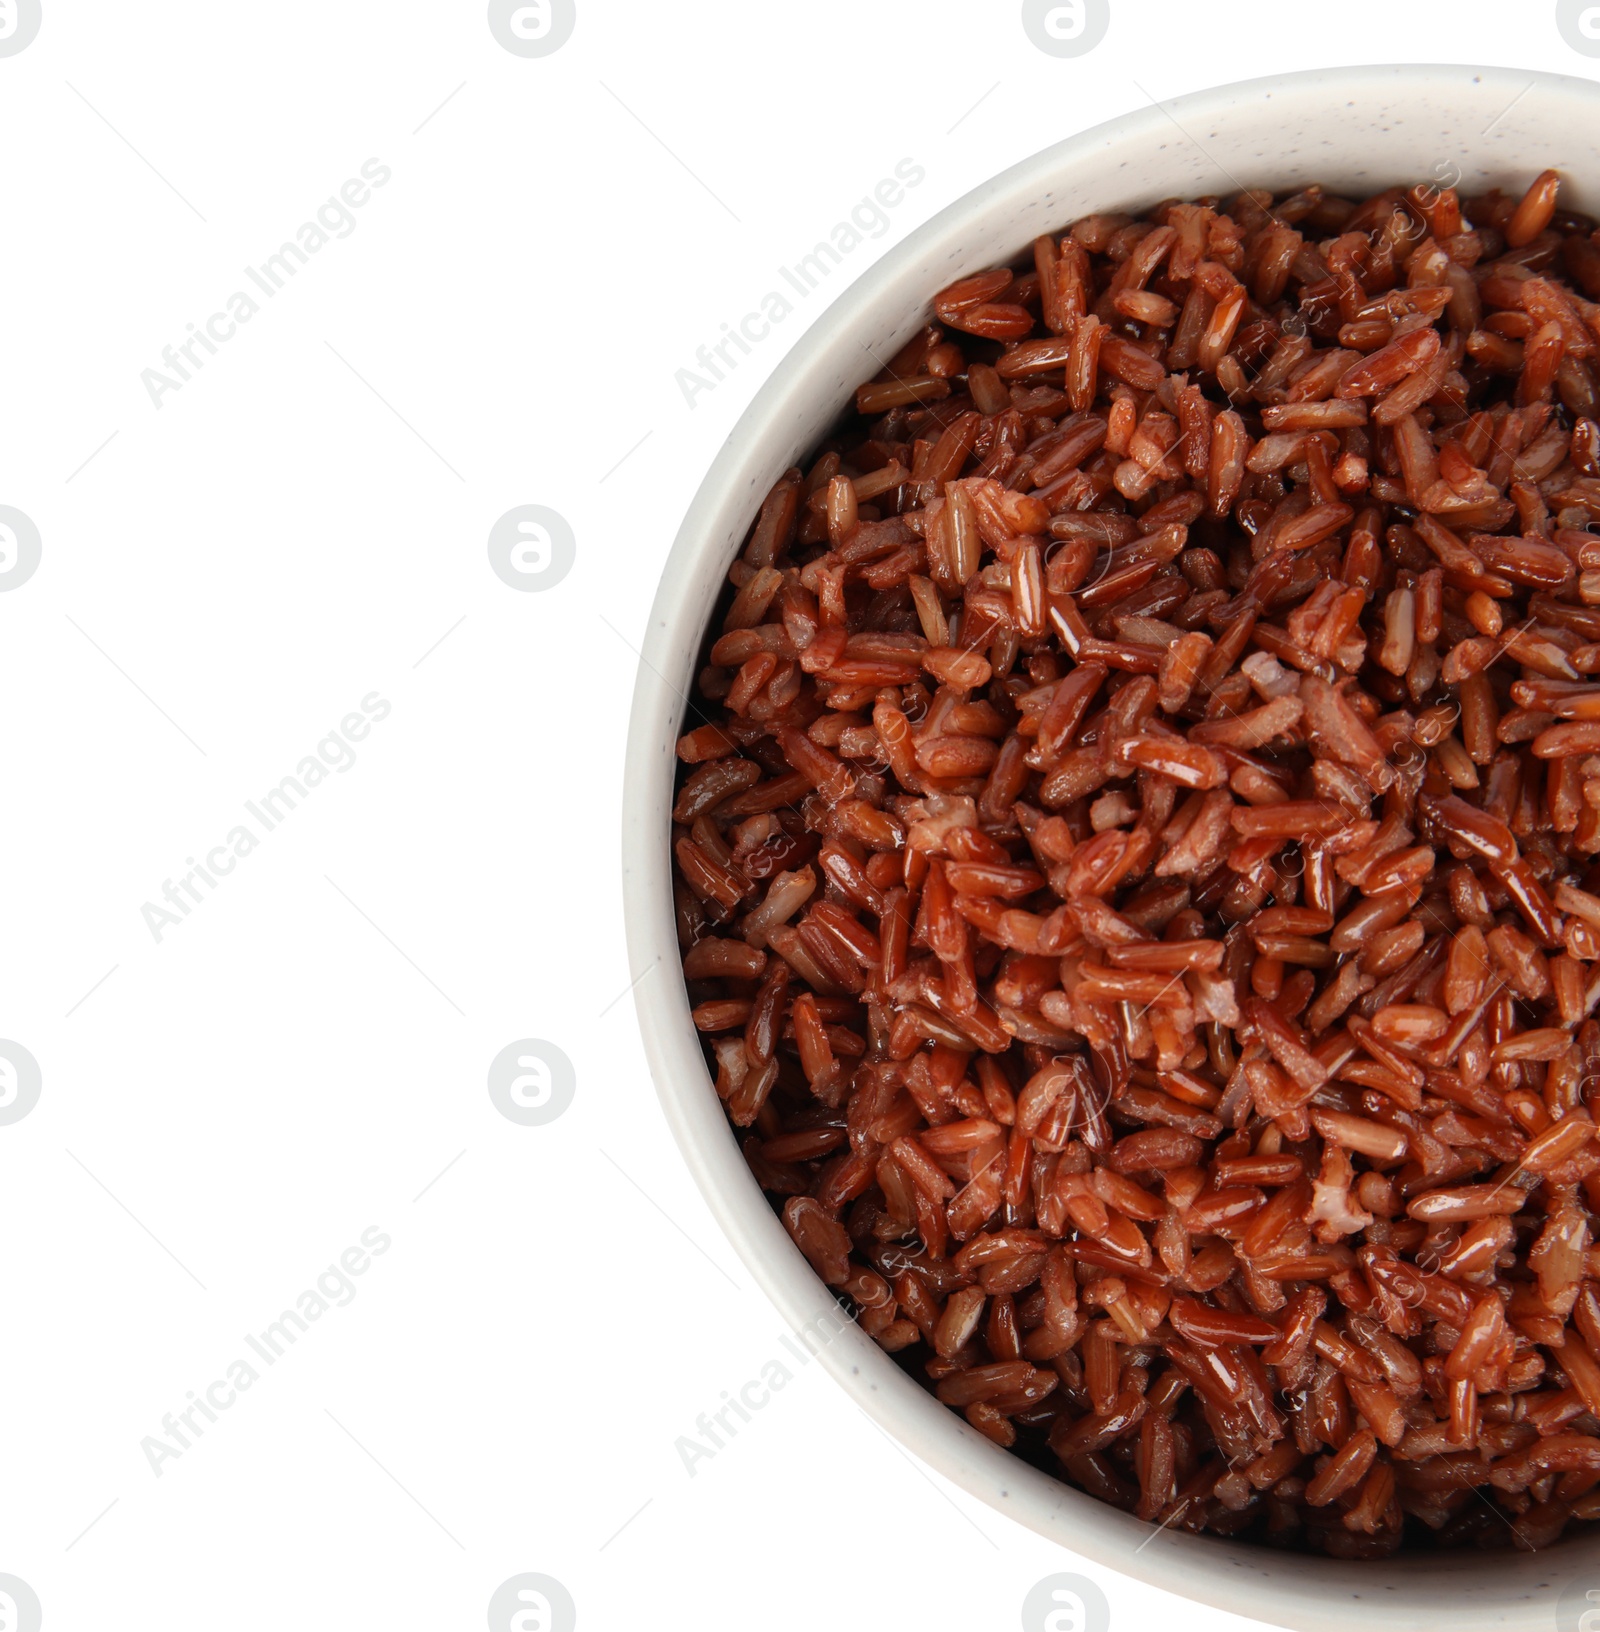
[622,62,1600,1631]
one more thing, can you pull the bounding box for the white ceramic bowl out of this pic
[624,63,1600,1631]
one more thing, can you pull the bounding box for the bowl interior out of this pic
[624,62,1600,1632]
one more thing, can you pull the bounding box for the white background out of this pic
[0,3,1591,1629]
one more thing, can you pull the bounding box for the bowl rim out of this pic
[622,60,1600,1630]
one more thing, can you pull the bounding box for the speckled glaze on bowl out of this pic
[623,64,1600,1631]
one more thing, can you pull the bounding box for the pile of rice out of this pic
[672,168,1600,1555]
